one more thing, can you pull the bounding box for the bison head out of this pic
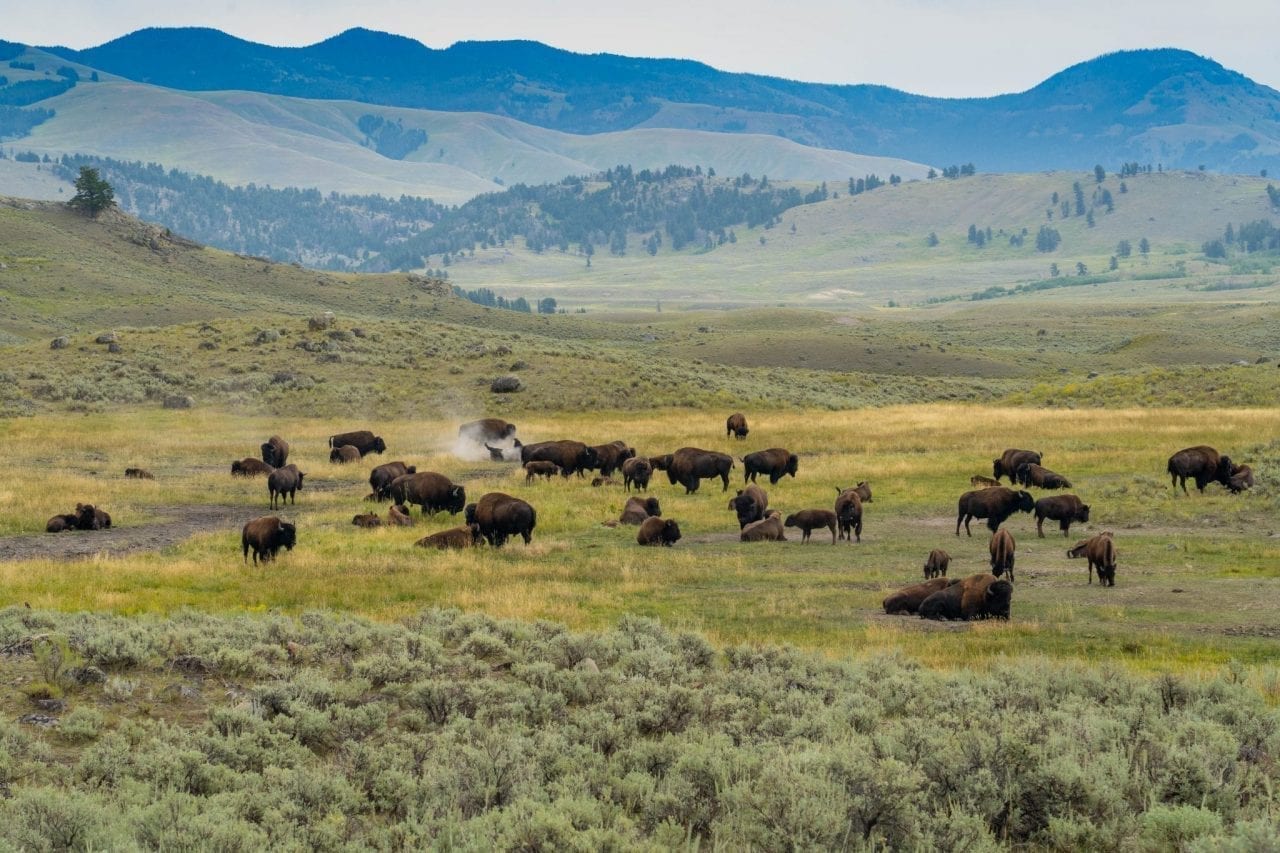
[644,498,662,517]
[279,521,297,551]
[1078,504,1091,522]
[581,446,600,467]
[468,523,483,545]
[463,503,477,525]
[856,481,872,502]
[650,454,672,471]
[985,579,1013,619]
[296,472,305,490]
[1015,491,1034,512]
[1215,455,1235,486]
[502,424,517,439]
[992,459,1003,479]
[1066,540,1089,559]
[231,461,244,475]
[661,520,682,546]
[446,486,467,514]
[372,437,387,454]
[785,455,799,477]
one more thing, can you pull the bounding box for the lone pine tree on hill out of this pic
[68,166,114,217]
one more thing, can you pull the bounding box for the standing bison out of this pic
[524,460,560,482]
[588,441,636,477]
[834,486,864,542]
[267,465,304,509]
[1068,532,1117,586]
[390,472,466,516]
[1016,463,1072,489]
[728,484,768,529]
[1034,495,1090,538]
[466,493,536,547]
[459,419,517,444]
[919,573,1013,621]
[666,447,734,494]
[637,517,682,547]
[993,449,1042,483]
[923,549,951,579]
[742,448,798,485]
[784,509,838,543]
[622,457,653,492]
[329,430,386,457]
[260,435,290,468]
[520,440,599,478]
[369,462,416,500]
[989,528,1016,582]
[726,413,749,440]
[1167,446,1234,494]
[884,577,958,615]
[241,516,297,566]
[956,487,1034,536]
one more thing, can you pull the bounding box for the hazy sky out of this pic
[6,0,1279,97]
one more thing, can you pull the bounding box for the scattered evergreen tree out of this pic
[1049,263,1059,277]
[1094,164,1106,183]
[67,166,113,216]
[1109,255,1118,271]
[1202,239,1227,259]
[1035,225,1061,252]
[1225,222,1235,244]
[1086,210,1095,228]
[1139,237,1150,256]
[1116,239,1131,258]
[1076,262,1088,276]
[1266,184,1280,209]
[926,231,939,247]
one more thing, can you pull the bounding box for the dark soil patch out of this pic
[0,504,248,562]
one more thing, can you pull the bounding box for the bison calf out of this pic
[784,509,838,543]
[524,460,560,482]
[330,444,361,464]
[1228,463,1254,494]
[46,513,79,533]
[989,528,1016,583]
[124,467,154,480]
[740,510,785,542]
[387,504,415,526]
[637,517,682,547]
[1068,532,1117,586]
[352,513,382,528]
[1034,495,1090,538]
[969,475,999,489]
[241,516,297,566]
[923,548,951,579]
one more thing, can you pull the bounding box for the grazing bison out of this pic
[741,510,785,542]
[386,504,414,526]
[784,509,838,543]
[267,465,304,510]
[989,528,1016,582]
[524,460,560,482]
[726,413,749,439]
[1067,532,1117,586]
[637,517,682,547]
[1034,495,1090,538]
[232,458,275,477]
[955,487,1034,536]
[728,484,769,529]
[993,449,1042,483]
[329,430,386,457]
[124,468,154,480]
[352,513,382,528]
[330,444,361,464]
[466,492,536,547]
[45,513,79,533]
[241,516,297,566]
[1228,464,1254,494]
[589,441,636,477]
[390,472,466,516]
[1167,446,1234,494]
[459,419,517,444]
[622,457,653,492]
[260,435,290,468]
[923,548,951,579]
[969,475,1000,489]
[416,524,482,549]
[520,440,599,478]
[834,486,864,542]
[620,496,662,525]
[74,503,111,531]
[883,577,959,615]
[1016,463,1072,490]
[667,447,734,494]
[742,448,798,485]
[369,462,416,500]
[920,573,1012,621]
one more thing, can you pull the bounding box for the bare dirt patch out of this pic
[0,504,248,562]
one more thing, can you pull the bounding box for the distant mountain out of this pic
[42,28,1280,173]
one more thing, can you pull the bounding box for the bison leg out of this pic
[1060,519,1070,537]
[854,519,862,543]
[719,471,729,491]
[1088,559,1094,585]
[1036,515,1045,538]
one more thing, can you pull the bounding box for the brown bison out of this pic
[969,475,1000,489]
[1034,495,1090,538]
[620,496,662,525]
[993,449,1042,483]
[667,447,734,494]
[416,524,482,549]
[520,440,599,478]
[1016,463,1072,489]
[728,484,769,529]
[45,513,79,533]
[1068,532,1117,586]
[740,510,785,542]
[484,441,521,461]
[124,468,154,480]
[267,464,304,509]
[352,513,382,528]
[784,509,838,543]
[1228,463,1254,494]
[834,486,864,542]
[956,487,1034,536]
[588,441,636,477]
[330,444,361,464]
[241,515,297,566]
[74,503,111,530]
[390,472,466,516]
[726,413,749,439]
[524,460,560,482]
[637,517,682,547]
[923,548,951,579]
[742,448,798,485]
[459,419,517,444]
[989,528,1016,582]
[920,573,1012,621]
[465,493,537,547]
[387,504,414,526]
[232,458,275,477]
[649,454,674,473]
[369,462,416,500]
[591,477,617,487]
[260,435,290,468]
[622,457,653,492]
[329,430,386,457]
[883,577,959,615]
[1167,445,1234,494]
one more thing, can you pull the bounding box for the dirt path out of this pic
[0,504,248,562]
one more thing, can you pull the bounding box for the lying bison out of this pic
[330,444,361,464]
[387,504,414,526]
[993,449,1041,483]
[459,419,517,444]
[989,528,1016,583]
[620,496,661,525]
[524,460,560,482]
[369,462,416,500]
[124,468,154,480]
[390,472,466,516]
[956,487,1034,536]
[1228,463,1254,494]
[232,458,275,477]
[261,435,290,468]
[267,464,304,509]
[969,475,1000,489]
[919,573,1012,621]
[728,484,768,529]
[329,430,386,457]
[1068,532,1117,586]
[520,440,599,478]
[834,486,864,542]
[1167,445,1234,494]
[637,517,682,547]
[741,510,785,542]
[352,513,382,528]
[923,548,951,579]
[726,413,749,440]
[1034,495,1090,538]
[667,447,734,494]
[622,457,652,492]
[45,513,79,533]
[241,515,297,566]
[742,448,798,485]
[1016,463,1072,489]
[589,441,636,477]
[416,524,482,549]
[883,577,958,615]
[784,509,838,543]
[466,493,537,547]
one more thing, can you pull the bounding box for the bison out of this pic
[989,528,1016,582]
[588,441,636,477]
[620,496,662,525]
[369,462,416,500]
[241,515,297,566]
[969,475,1000,489]
[459,419,517,444]
[267,464,304,509]
[520,440,599,478]
[726,413,749,439]
[415,524,482,549]
[74,503,111,531]
[390,472,466,516]
[260,435,290,468]
[232,458,275,477]
[667,447,734,494]
[1034,495,1090,538]
[919,573,1012,621]
[649,454,673,473]
[993,449,1042,483]
[45,513,79,533]
[883,577,959,615]
[524,460,560,482]
[784,509,838,543]
[466,492,536,547]
[742,448,798,485]
[591,477,618,487]
[728,484,769,529]
[329,430,386,457]
[637,517,682,547]
[834,486,864,542]
[923,548,951,579]
[1167,445,1234,494]
[1016,463,1072,489]
[1068,532,1117,586]
[955,487,1034,536]
[352,513,382,528]
[387,504,415,526]
[1228,463,1254,494]
[622,457,652,492]
[330,444,361,464]
[740,511,785,542]
[124,468,154,480]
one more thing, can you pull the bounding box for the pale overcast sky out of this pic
[5,0,1278,97]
